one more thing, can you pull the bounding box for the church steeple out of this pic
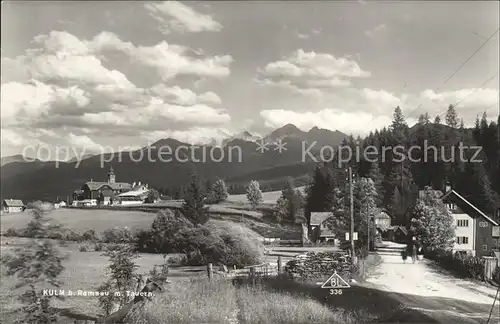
[108,166,115,184]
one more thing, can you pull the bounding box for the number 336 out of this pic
[329,289,342,295]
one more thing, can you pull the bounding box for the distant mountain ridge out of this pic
[0,124,349,202]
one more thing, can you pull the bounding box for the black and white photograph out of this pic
[1,1,499,323]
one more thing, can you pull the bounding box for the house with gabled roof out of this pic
[309,212,335,242]
[440,185,500,258]
[2,199,25,213]
[72,166,132,206]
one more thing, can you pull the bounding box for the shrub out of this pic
[79,245,88,252]
[97,245,139,316]
[135,209,194,253]
[4,227,20,237]
[425,249,485,281]
[166,254,188,266]
[82,229,100,242]
[102,227,134,243]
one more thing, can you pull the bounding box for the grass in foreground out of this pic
[237,284,354,324]
[125,279,238,324]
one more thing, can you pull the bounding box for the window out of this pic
[482,245,488,252]
[457,219,469,227]
[479,221,489,228]
[456,236,469,244]
[447,203,456,210]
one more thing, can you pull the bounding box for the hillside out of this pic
[0,125,347,202]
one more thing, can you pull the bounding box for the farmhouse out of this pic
[309,212,335,243]
[440,186,500,258]
[72,167,150,206]
[2,199,25,213]
[374,210,391,232]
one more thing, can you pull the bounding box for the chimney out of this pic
[445,182,451,193]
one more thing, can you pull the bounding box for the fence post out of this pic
[249,266,255,286]
[207,263,213,281]
[277,256,282,273]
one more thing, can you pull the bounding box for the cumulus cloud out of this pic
[256,49,370,95]
[365,24,387,38]
[260,109,393,136]
[1,29,232,156]
[91,31,232,80]
[144,1,222,34]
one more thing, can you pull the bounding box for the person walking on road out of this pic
[410,242,417,263]
[401,246,408,263]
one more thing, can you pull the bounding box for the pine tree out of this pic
[275,179,303,223]
[434,115,441,124]
[391,106,408,138]
[182,172,209,224]
[445,104,459,128]
[367,161,384,207]
[246,180,263,209]
[1,202,65,324]
[212,179,229,203]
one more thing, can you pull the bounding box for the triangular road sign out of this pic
[321,271,350,288]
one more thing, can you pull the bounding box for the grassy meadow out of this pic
[0,208,157,232]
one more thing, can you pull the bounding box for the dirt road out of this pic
[367,253,500,323]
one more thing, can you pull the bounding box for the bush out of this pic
[4,227,20,237]
[82,229,100,242]
[135,209,194,253]
[166,255,188,266]
[102,227,134,243]
[425,249,485,281]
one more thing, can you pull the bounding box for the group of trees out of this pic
[304,165,378,248]
[303,105,498,251]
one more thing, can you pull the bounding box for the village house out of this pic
[374,210,391,233]
[2,199,25,213]
[309,212,335,243]
[439,185,500,258]
[72,167,150,206]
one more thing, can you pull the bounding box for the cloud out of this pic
[92,31,232,80]
[259,86,497,137]
[260,109,393,136]
[1,81,90,125]
[144,127,232,145]
[144,1,222,34]
[1,29,232,156]
[150,84,222,105]
[365,24,387,38]
[256,49,370,95]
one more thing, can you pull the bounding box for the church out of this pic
[72,167,134,206]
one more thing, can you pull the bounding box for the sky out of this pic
[1,1,499,159]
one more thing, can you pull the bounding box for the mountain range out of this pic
[0,125,348,202]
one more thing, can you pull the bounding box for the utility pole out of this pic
[367,202,370,252]
[349,167,354,257]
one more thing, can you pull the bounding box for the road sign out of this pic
[320,271,350,289]
[345,232,349,240]
[353,232,358,240]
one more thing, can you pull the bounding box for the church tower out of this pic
[108,166,116,184]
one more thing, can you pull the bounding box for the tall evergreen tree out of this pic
[434,115,441,124]
[445,104,459,128]
[182,172,209,225]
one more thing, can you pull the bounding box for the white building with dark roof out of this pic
[2,199,25,213]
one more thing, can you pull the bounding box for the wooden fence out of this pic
[207,256,283,281]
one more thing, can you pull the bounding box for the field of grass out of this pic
[0,236,207,323]
[226,186,306,204]
[125,277,354,324]
[0,208,157,232]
